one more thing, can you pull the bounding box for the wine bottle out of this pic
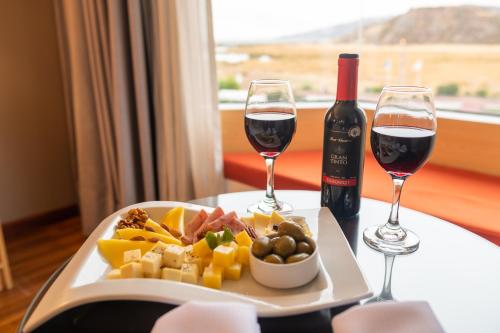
[321,53,366,219]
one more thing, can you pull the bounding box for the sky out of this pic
[212,0,500,42]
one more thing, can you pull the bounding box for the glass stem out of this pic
[380,254,395,300]
[387,177,405,229]
[264,157,277,203]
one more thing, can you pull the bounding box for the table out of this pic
[20,191,500,333]
[191,191,500,333]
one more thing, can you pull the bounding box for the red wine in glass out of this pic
[244,112,296,158]
[371,126,436,178]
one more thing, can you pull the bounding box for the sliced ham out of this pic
[182,209,208,244]
[192,207,225,243]
[186,207,258,243]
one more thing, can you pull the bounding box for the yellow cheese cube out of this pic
[106,269,121,280]
[161,267,182,281]
[202,266,222,289]
[227,241,239,250]
[120,262,143,278]
[181,263,199,284]
[163,245,186,269]
[123,249,142,264]
[236,246,250,266]
[213,245,235,268]
[140,252,162,278]
[192,238,212,258]
[235,230,253,247]
[208,262,224,279]
[201,254,213,271]
[224,262,242,281]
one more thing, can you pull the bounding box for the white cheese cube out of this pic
[181,263,199,284]
[185,254,203,275]
[120,262,143,278]
[150,241,170,255]
[140,252,162,278]
[161,267,182,281]
[106,269,121,280]
[123,249,142,264]
[163,245,185,269]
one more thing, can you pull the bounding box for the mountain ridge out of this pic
[276,6,500,44]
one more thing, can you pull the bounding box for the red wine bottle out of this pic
[321,53,366,219]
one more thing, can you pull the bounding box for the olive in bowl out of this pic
[249,232,319,289]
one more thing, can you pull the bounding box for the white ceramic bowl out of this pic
[249,239,320,289]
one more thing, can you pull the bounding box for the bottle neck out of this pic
[336,57,359,101]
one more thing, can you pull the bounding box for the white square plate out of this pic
[24,201,372,332]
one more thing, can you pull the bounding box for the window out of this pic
[212,0,500,115]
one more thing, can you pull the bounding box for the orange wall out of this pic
[0,0,76,221]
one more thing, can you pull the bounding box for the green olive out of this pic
[269,236,279,248]
[296,241,313,254]
[252,236,273,258]
[266,232,279,239]
[278,221,306,241]
[263,254,284,264]
[286,253,310,264]
[304,236,316,251]
[273,235,296,258]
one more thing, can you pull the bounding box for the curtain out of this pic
[54,0,224,234]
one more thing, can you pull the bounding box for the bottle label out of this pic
[323,126,362,187]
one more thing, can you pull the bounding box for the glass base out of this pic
[364,293,395,304]
[247,199,293,214]
[363,225,419,255]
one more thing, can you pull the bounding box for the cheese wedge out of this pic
[97,239,155,268]
[144,218,174,238]
[116,228,182,246]
[161,207,185,236]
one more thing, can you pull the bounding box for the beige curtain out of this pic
[54,0,224,234]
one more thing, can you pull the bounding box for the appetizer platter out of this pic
[23,201,372,333]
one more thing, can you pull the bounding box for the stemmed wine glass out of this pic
[244,80,297,213]
[363,86,437,255]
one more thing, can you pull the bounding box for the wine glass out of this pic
[363,86,437,255]
[244,80,297,214]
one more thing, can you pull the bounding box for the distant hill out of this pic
[276,6,500,44]
[276,18,385,43]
